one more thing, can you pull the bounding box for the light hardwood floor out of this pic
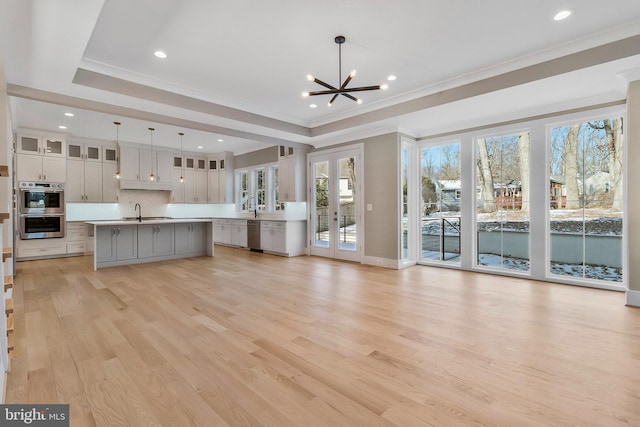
[5,246,640,426]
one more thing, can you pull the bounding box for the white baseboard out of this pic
[626,289,640,307]
[362,256,400,269]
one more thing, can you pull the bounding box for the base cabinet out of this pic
[90,221,212,269]
[231,221,247,247]
[175,222,207,254]
[16,238,66,259]
[260,220,306,257]
[66,222,86,254]
[213,219,232,245]
[138,224,174,258]
[260,221,286,253]
[213,219,247,247]
[95,225,138,263]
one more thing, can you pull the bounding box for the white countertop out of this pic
[86,218,214,226]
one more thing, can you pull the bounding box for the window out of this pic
[255,168,266,211]
[476,132,530,272]
[237,164,282,212]
[419,142,461,263]
[273,165,285,211]
[548,117,623,283]
[401,145,409,259]
[239,171,249,211]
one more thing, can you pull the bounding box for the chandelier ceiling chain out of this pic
[303,35,387,107]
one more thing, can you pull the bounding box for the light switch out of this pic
[367,204,373,211]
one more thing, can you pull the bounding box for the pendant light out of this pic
[114,121,121,179]
[178,132,185,183]
[148,127,155,181]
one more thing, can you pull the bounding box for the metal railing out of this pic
[315,214,356,243]
[421,216,461,261]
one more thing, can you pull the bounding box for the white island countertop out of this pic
[86,217,213,226]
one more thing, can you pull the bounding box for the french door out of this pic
[309,147,362,262]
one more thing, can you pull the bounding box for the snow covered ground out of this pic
[476,254,622,282]
[420,208,623,283]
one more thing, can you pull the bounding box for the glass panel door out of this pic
[310,148,362,261]
[312,160,330,250]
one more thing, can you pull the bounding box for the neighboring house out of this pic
[436,180,461,212]
[550,175,566,209]
[585,171,611,195]
[430,177,576,211]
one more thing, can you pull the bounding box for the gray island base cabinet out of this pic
[85,219,213,270]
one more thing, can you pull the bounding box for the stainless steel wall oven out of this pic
[18,181,65,214]
[18,182,65,239]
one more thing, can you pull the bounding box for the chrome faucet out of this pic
[250,196,257,218]
[134,203,142,222]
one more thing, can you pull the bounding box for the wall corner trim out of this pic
[625,289,640,307]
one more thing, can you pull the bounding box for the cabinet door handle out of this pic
[117,228,121,236]
[43,174,47,180]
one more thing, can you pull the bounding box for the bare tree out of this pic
[477,138,496,212]
[518,132,530,212]
[564,124,581,209]
[588,118,623,210]
[346,157,356,197]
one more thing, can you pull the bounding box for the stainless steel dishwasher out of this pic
[247,219,261,251]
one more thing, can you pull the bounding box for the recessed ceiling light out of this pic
[197,146,203,149]
[64,112,74,117]
[154,50,167,59]
[387,75,397,81]
[554,10,572,21]
[58,125,67,129]
[218,139,223,142]
[310,104,317,108]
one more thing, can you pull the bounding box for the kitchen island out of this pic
[84,218,214,270]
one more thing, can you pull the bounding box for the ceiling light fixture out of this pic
[218,139,223,142]
[154,50,167,58]
[554,10,572,20]
[197,146,203,149]
[178,132,185,183]
[64,112,75,117]
[304,36,385,106]
[114,121,121,179]
[148,127,155,182]
[58,125,67,129]
[387,75,397,81]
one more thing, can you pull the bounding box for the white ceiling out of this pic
[1,0,640,154]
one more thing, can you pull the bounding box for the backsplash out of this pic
[66,189,307,221]
[118,190,171,217]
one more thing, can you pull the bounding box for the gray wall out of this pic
[234,146,278,169]
[362,133,400,260]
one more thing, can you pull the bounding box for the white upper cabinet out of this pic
[17,133,66,157]
[16,154,66,182]
[16,132,67,182]
[207,152,232,204]
[67,142,102,162]
[278,146,307,202]
[118,145,173,190]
